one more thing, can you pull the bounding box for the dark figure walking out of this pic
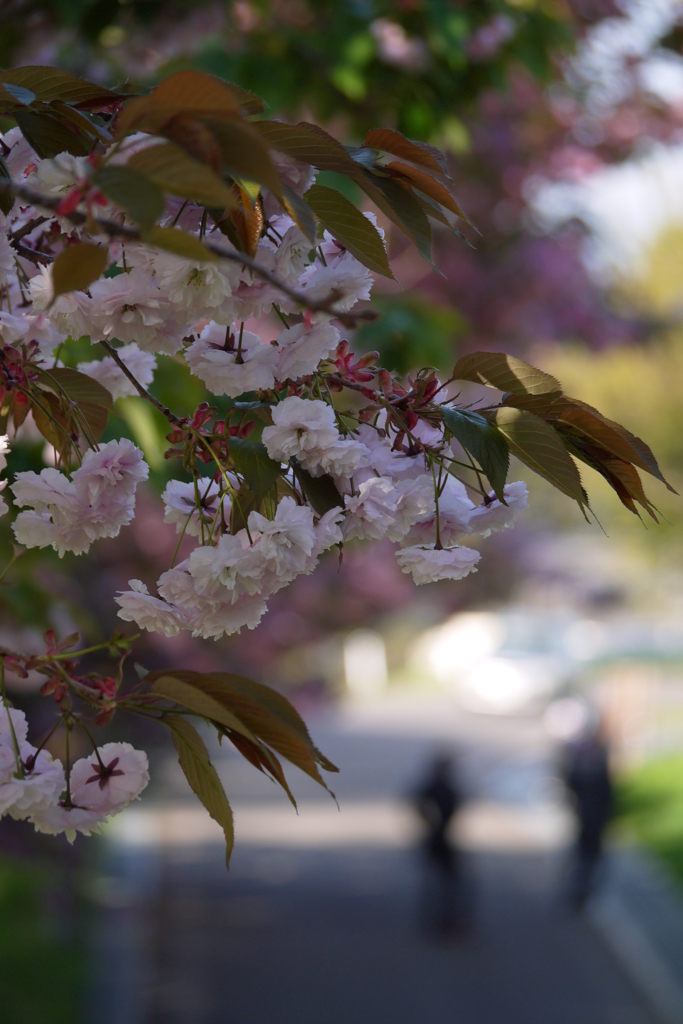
[563,726,613,910]
[413,754,470,938]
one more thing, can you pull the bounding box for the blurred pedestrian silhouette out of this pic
[412,753,472,938]
[563,722,613,910]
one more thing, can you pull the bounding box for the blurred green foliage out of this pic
[617,751,683,883]
[2,1,577,145]
[355,294,467,373]
[0,858,84,1023]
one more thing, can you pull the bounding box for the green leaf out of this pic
[167,717,234,868]
[454,352,561,396]
[51,244,109,300]
[360,171,434,266]
[128,141,237,210]
[291,461,344,516]
[228,437,281,499]
[488,406,587,506]
[93,165,164,230]
[442,406,509,501]
[0,155,14,216]
[150,674,259,744]
[281,185,316,243]
[229,481,262,534]
[145,226,219,262]
[0,66,124,106]
[1,83,35,106]
[304,183,394,278]
[13,108,92,159]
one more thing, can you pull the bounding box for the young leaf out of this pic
[128,141,237,210]
[147,669,338,789]
[116,69,242,137]
[150,674,260,744]
[291,462,344,516]
[385,161,470,225]
[203,119,284,198]
[167,717,234,868]
[51,244,109,300]
[221,185,264,257]
[503,393,676,492]
[93,165,165,230]
[224,731,297,808]
[304,183,394,278]
[489,406,587,506]
[454,352,561,396]
[364,128,449,178]
[442,406,509,501]
[145,226,219,262]
[228,437,281,499]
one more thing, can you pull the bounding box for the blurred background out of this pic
[3,1,683,1021]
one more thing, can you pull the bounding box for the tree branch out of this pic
[1,180,379,327]
[99,340,185,427]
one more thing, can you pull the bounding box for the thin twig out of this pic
[10,215,49,243]
[99,341,184,427]
[10,240,53,265]
[1,180,379,327]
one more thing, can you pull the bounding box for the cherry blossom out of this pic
[0,435,9,517]
[185,321,279,396]
[69,742,149,812]
[161,478,225,537]
[115,580,191,636]
[396,544,482,584]
[78,343,157,400]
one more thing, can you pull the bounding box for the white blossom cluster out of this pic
[0,706,148,842]
[0,125,530,645]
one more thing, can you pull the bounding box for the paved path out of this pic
[92,695,655,1024]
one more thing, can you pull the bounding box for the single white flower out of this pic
[31,803,110,842]
[0,745,65,820]
[152,249,239,312]
[115,580,190,636]
[404,474,473,547]
[298,252,373,312]
[78,343,157,401]
[396,544,481,585]
[69,742,149,813]
[73,438,148,510]
[275,319,340,380]
[468,481,529,537]
[0,434,9,518]
[185,321,278,397]
[89,268,187,354]
[28,264,93,339]
[262,396,339,470]
[343,477,398,541]
[161,478,225,537]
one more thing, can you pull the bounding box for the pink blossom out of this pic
[70,742,149,812]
